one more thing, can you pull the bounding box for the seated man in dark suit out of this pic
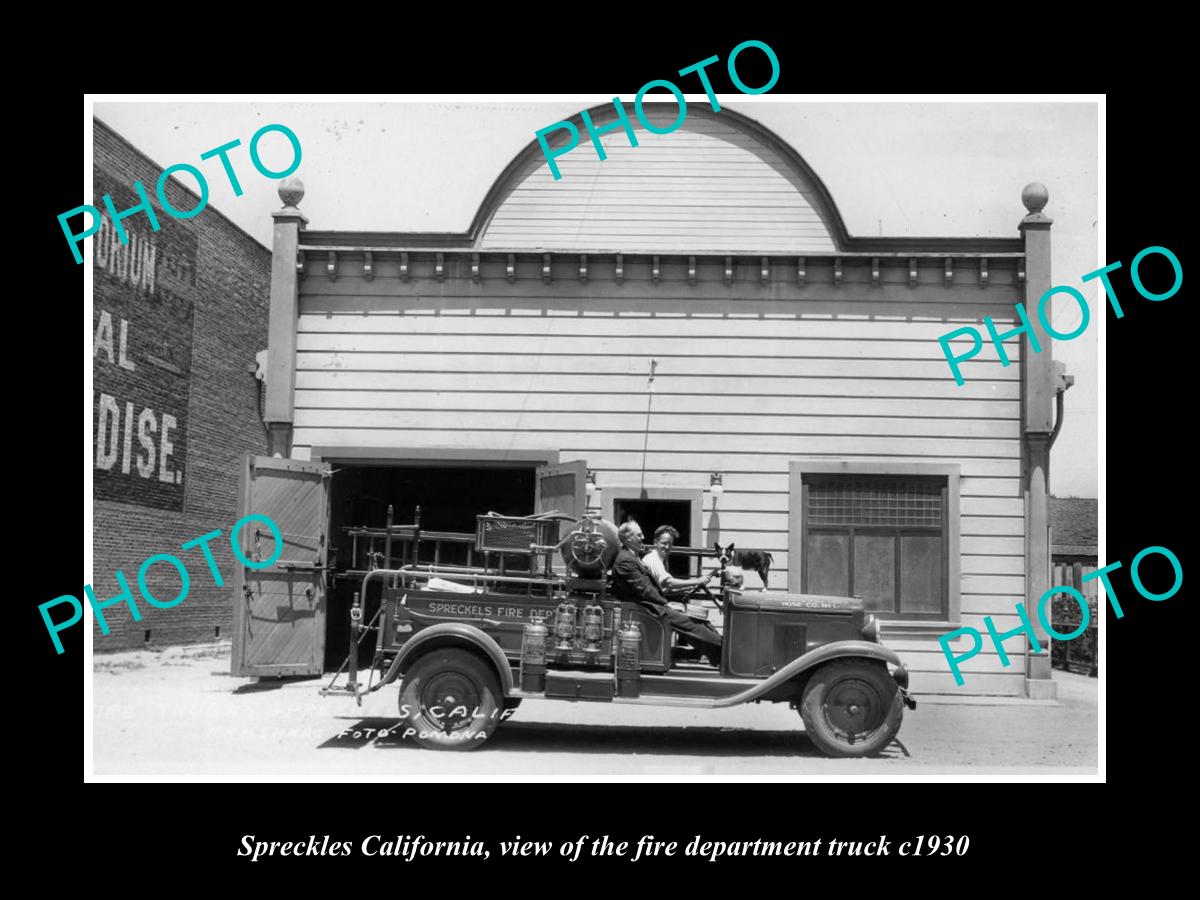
[611,520,723,668]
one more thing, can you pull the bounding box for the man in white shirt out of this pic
[641,525,707,601]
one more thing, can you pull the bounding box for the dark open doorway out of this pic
[331,465,535,538]
[613,498,693,578]
[323,463,536,669]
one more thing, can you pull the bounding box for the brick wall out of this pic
[91,117,270,649]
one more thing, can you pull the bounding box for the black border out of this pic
[31,34,1184,880]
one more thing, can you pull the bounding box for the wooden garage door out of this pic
[230,456,330,677]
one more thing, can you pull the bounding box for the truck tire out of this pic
[798,659,903,758]
[397,648,502,751]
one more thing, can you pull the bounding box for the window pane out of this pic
[807,532,849,596]
[807,476,942,527]
[900,535,943,614]
[853,533,896,613]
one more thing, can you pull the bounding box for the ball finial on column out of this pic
[1022,182,1049,215]
[278,176,305,209]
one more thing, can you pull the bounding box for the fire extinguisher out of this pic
[520,616,548,692]
[616,618,642,698]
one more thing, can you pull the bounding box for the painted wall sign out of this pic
[92,165,197,511]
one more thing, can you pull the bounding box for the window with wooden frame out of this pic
[800,473,950,621]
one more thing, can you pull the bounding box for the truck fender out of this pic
[712,640,903,708]
[382,623,514,696]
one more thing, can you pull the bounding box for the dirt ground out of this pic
[91,640,1099,779]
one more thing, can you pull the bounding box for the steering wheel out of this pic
[674,568,725,613]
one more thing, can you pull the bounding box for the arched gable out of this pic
[473,103,850,254]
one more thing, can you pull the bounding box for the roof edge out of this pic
[299,230,1024,256]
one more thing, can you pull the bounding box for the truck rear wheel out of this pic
[397,649,502,751]
[799,659,903,758]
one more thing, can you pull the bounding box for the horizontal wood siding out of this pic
[480,105,840,253]
[292,280,1027,695]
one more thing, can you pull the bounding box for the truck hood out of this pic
[727,591,864,612]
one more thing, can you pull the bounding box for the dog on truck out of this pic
[715,543,773,591]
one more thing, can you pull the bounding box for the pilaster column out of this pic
[1019,183,1056,699]
[264,177,307,458]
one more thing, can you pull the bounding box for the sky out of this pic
[93,97,1099,497]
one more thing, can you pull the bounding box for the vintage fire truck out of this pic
[307,507,917,759]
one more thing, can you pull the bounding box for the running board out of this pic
[505,691,758,710]
[507,668,764,705]
[611,695,723,708]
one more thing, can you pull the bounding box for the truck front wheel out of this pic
[798,659,903,758]
[397,649,502,751]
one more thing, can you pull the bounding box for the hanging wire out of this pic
[638,358,657,496]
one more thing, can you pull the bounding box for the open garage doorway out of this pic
[321,461,537,670]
